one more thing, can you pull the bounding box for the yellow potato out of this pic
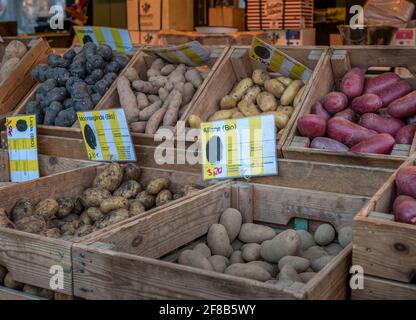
[277,76,293,87]
[220,95,237,110]
[188,114,202,129]
[276,105,295,117]
[230,78,253,101]
[208,109,235,121]
[264,79,286,98]
[238,101,261,117]
[293,85,306,107]
[281,80,304,106]
[256,92,277,112]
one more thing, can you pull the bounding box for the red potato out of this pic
[358,113,404,136]
[327,117,377,147]
[310,137,349,152]
[377,80,412,106]
[396,166,416,199]
[297,115,326,139]
[311,102,331,121]
[351,133,395,155]
[322,92,348,114]
[377,107,392,118]
[351,94,383,114]
[341,68,365,98]
[333,108,357,123]
[387,91,416,118]
[364,72,401,94]
[395,125,416,144]
[393,195,416,225]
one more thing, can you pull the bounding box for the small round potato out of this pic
[79,211,92,225]
[247,261,275,277]
[278,256,310,273]
[301,246,329,261]
[241,243,262,262]
[325,243,344,256]
[81,187,111,208]
[183,185,199,196]
[75,224,94,237]
[128,200,146,217]
[85,207,104,222]
[208,255,229,273]
[35,199,59,220]
[122,163,141,181]
[11,198,34,222]
[314,224,336,246]
[100,196,129,214]
[136,191,156,210]
[72,197,84,215]
[146,178,170,195]
[338,227,353,248]
[299,272,317,283]
[94,208,129,229]
[193,243,211,258]
[296,230,316,251]
[178,250,214,271]
[276,105,295,117]
[45,228,61,239]
[155,189,173,207]
[93,163,123,192]
[229,250,244,265]
[114,180,142,199]
[252,69,270,86]
[278,264,302,283]
[56,197,75,218]
[15,216,46,234]
[311,255,334,272]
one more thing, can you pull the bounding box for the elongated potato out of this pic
[264,79,285,98]
[220,95,238,109]
[256,92,277,112]
[230,78,253,101]
[252,69,270,86]
[238,101,261,117]
[340,68,365,98]
[209,109,235,121]
[281,80,304,106]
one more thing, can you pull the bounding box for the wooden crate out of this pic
[283,46,416,169]
[352,157,416,300]
[12,46,229,147]
[72,180,369,300]
[0,286,48,300]
[0,37,51,118]
[0,160,219,295]
[184,45,329,155]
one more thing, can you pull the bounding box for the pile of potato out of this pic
[0,264,53,299]
[117,58,207,135]
[0,40,34,84]
[0,163,199,239]
[188,69,305,131]
[393,166,416,225]
[27,42,130,127]
[176,208,352,289]
[297,69,416,155]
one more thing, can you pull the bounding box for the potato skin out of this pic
[327,117,377,147]
[393,195,416,224]
[94,208,129,229]
[364,72,400,94]
[155,189,173,207]
[81,187,111,208]
[396,166,416,199]
[340,68,364,98]
[224,263,272,281]
[122,163,141,181]
[238,223,276,244]
[56,197,75,218]
[358,113,404,136]
[15,216,46,234]
[378,81,412,106]
[100,196,129,214]
[322,92,348,114]
[85,207,104,222]
[311,102,330,121]
[147,178,170,195]
[11,198,34,222]
[281,80,304,106]
[207,224,232,257]
[333,108,358,123]
[310,137,349,152]
[352,94,383,114]
[351,133,395,155]
[297,114,326,139]
[93,163,123,192]
[114,180,142,199]
[129,200,146,217]
[314,224,336,246]
[395,125,416,144]
[219,208,242,242]
[34,199,59,220]
[178,250,214,271]
[387,91,416,118]
[260,230,301,263]
[136,191,156,210]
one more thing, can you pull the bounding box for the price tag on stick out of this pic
[77,109,136,162]
[249,37,312,81]
[201,115,278,180]
[5,115,39,183]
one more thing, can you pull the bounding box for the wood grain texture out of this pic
[351,275,416,300]
[283,47,416,168]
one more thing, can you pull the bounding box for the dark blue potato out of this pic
[37,79,57,96]
[63,49,77,62]
[104,61,120,74]
[69,61,86,78]
[49,101,64,113]
[86,55,105,71]
[31,64,49,82]
[26,101,44,125]
[112,54,129,69]
[52,68,71,86]
[91,93,102,105]
[93,79,110,96]
[73,52,86,64]
[97,44,113,61]
[70,81,90,99]
[44,102,63,125]
[55,107,77,127]
[84,75,95,85]
[63,98,73,109]
[65,77,82,92]
[84,42,97,60]
[48,54,70,68]
[103,72,117,84]
[91,69,104,81]
[43,87,67,106]
[73,98,94,111]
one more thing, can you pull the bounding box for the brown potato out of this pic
[15,216,46,234]
[45,228,61,239]
[79,211,92,225]
[94,208,129,229]
[136,191,156,210]
[75,224,94,237]
[0,208,13,228]
[81,188,111,208]
[122,163,141,181]
[93,163,123,191]
[100,196,129,214]
[56,197,75,218]
[11,198,34,222]
[85,207,104,222]
[35,199,59,220]
[72,197,84,215]
[60,222,77,236]
[147,178,170,195]
[113,180,142,199]
[155,189,173,207]
[129,200,146,217]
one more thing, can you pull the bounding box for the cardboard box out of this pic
[127,0,194,32]
[391,28,416,46]
[269,28,316,46]
[209,7,245,31]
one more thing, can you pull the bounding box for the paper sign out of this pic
[201,115,278,180]
[5,115,39,183]
[77,109,136,162]
[249,37,312,81]
[74,26,133,54]
[143,41,210,67]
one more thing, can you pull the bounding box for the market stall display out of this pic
[353,157,416,300]
[284,47,416,168]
